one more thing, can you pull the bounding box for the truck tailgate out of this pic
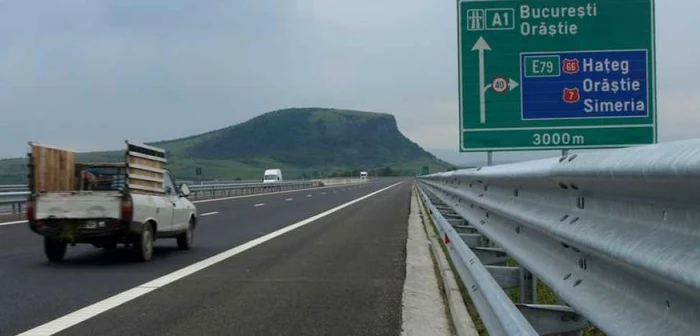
[36,192,122,220]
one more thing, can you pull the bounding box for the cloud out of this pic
[405,123,459,150]
[0,0,698,160]
[658,91,700,141]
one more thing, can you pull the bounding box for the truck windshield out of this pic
[264,175,278,180]
[80,166,127,191]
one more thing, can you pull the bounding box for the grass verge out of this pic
[417,192,488,335]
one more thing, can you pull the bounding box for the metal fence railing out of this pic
[0,179,346,192]
[197,180,261,185]
[0,181,327,215]
[415,139,700,336]
[187,181,323,200]
[0,185,28,192]
[0,192,30,214]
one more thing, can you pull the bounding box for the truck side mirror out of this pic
[179,184,191,197]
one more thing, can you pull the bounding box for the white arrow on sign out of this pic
[471,37,491,123]
[484,78,520,93]
[507,78,519,90]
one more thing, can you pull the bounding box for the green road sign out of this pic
[421,166,430,176]
[458,0,656,151]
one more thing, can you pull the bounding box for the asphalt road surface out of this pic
[0,179,412,336]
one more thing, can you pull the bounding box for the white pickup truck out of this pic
[26,142,198,262]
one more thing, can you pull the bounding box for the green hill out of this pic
[0,108,452,183]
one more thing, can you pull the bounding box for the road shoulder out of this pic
[401,186,452,336]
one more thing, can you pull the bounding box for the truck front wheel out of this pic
[177,218,194,250]
[44,237,67,262]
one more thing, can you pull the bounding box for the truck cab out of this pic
[263,169,283,183]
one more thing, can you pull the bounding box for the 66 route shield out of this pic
[563,58,580,74]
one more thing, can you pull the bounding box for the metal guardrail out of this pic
[416,139,700,336]
[0,178,364,190]
[0,192,29,214]
[187,181,322,200]
[197,180,261,185]
[0,180,324,191]
[0,181,325,214]
[0,185,28,192]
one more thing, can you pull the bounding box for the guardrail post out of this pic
[516,305,588,336]
[519,267,537,304]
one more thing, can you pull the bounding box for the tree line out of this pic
[293,167,410,179]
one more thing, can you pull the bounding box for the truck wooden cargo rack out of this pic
[27,141,168,196]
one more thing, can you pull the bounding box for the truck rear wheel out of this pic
[133,222,154,262]
[177,218,194,250]
[44,237,67,262]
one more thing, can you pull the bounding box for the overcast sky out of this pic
[0,0,698,163]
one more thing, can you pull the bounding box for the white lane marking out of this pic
[321,192,326,195]
[0,220,27,226]
[199,212,219,217]
[17,182,403,336]
[333,190,338,193]
[306,194,312,198]
[285,198,293,201]
[253,203,265,207]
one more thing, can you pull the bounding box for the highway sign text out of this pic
[458,0,656,151]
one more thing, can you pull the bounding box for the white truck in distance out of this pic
[360,171,368,180]
[26,142,198,262]
[263,169,283,183]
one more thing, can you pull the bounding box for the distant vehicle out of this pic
[360,171,368,180]
[263,169,283,183]
[26,141,198,262]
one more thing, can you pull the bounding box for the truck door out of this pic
[166,172,189,231]
[153,174,175,232]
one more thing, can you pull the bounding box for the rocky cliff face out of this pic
[186,107,439,167]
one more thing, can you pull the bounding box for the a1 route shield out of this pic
[458,0,656,151]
